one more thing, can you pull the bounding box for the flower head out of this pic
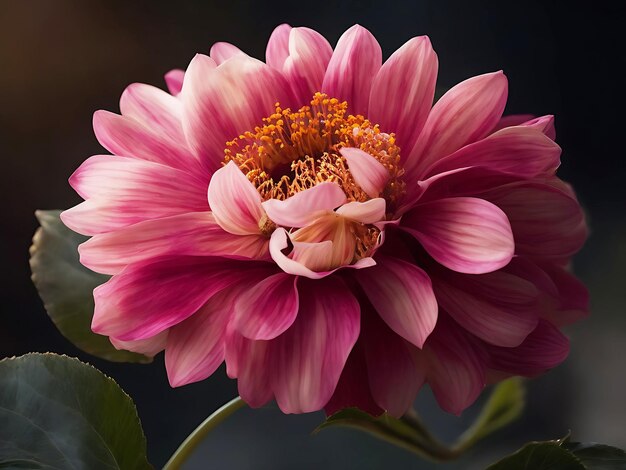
[62,24,588,416]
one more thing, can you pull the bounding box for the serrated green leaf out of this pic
[564,442,626,469]
[486,441,585,470]
[0,353,152,470]
[29,210,149,363]
[456,378,525,451]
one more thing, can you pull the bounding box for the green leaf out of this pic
[486,441,585,470]
[29,210,149,363]
[456,378,525,451]
[0,353,152,470]
[564,442,626,469]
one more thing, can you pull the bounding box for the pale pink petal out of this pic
[110,330,168,357]
[425,126,561,179]
[269,277,360,413]
[283,27,333,103]
[92,256,271,341]
[361,307,426,417]
[182,54,293,174]
[485,319,569,377]
[369,36,438,152]
[225,332,273,408]
[405,71,508,180]
[210,42,246,65]
[402,197,514,274]
[424,316,486,415]
[290,240,335,272]
[165,284,254,387]
[79,212,268,275]
[266,23,292,69]
[93,110,199,171]
[433,270,539,347]
[340,147,389,198]
[322,25,382,115]
[61,156,208,235]
[481,181,587,258]
[262,182,346,228]
[207,161,265,235]
[356,256,438,348]
[234,273,299,340]
[336,198,386,224]
[325,346,384,417]
[164,69,185,96]
[119,83,184,142]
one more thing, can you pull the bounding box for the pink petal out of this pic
[340,147,389,198]
[234,273,299,340]
[262,182,346,228]
[290,240,335,272]
[165,284,250,387]
[79,212,268,275]
[405,71,508,180]
[181,54,293,174]
[361,307,426,417]
[485,319,569,377]
[402,197,514,274]
[164,69,185,96]
[521,115,556,140]
[208,161,265,235]
[356,256,438,348]
[92,256,271,341]
[283,27,333,104]
[61,156,208,235]
[335,199,386,224]
[481,181,587,258]
[536,262,589,326]
[322,25,382,115]
[266,23,292,69]
[110,330,168,357]
[93,110,199,172]
[424,316,486,415]
[425,126,561,179]
[492,114,535,133]
[369,36,438,152]
[269,277,360,413]
[210,42,246,65]
[119,83,184,143]
[433,270,539,347]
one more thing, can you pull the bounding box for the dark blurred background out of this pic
[1,1,624,468]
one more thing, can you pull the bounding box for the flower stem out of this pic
[162,396,246,470]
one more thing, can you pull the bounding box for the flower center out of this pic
[224,93,405,204]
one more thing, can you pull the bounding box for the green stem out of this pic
[162,396,246,470]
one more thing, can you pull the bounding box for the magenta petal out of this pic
[164,69,185,96]
[91,256,270,341]
[270,277,360,413]
[79,212,268,275]
[208,161,265,235]
[405,71,508,180]
[262,182,346,228]
[485,319,569,377]
[424,317,486,415]
[110,330,168,357]
[356,256,438,348]
[492,114,535,133]
[340,147,389,198]
[369,36,438,153]
[283,27,333,104]
[521,115,556,140]
[426,126,561,179]
[165,286,242,387]
[266,23,292,69]
[433,270,539,347]
[234,273,299,340]
[403,197,514,274]
[322,25,382,115]
[210,42,246,64]
[182,54,293,174]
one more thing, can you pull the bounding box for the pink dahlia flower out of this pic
[62,24,588,416]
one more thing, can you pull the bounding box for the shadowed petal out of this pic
[164,69,185,95]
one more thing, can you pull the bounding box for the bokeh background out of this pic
[1,1,624,468]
